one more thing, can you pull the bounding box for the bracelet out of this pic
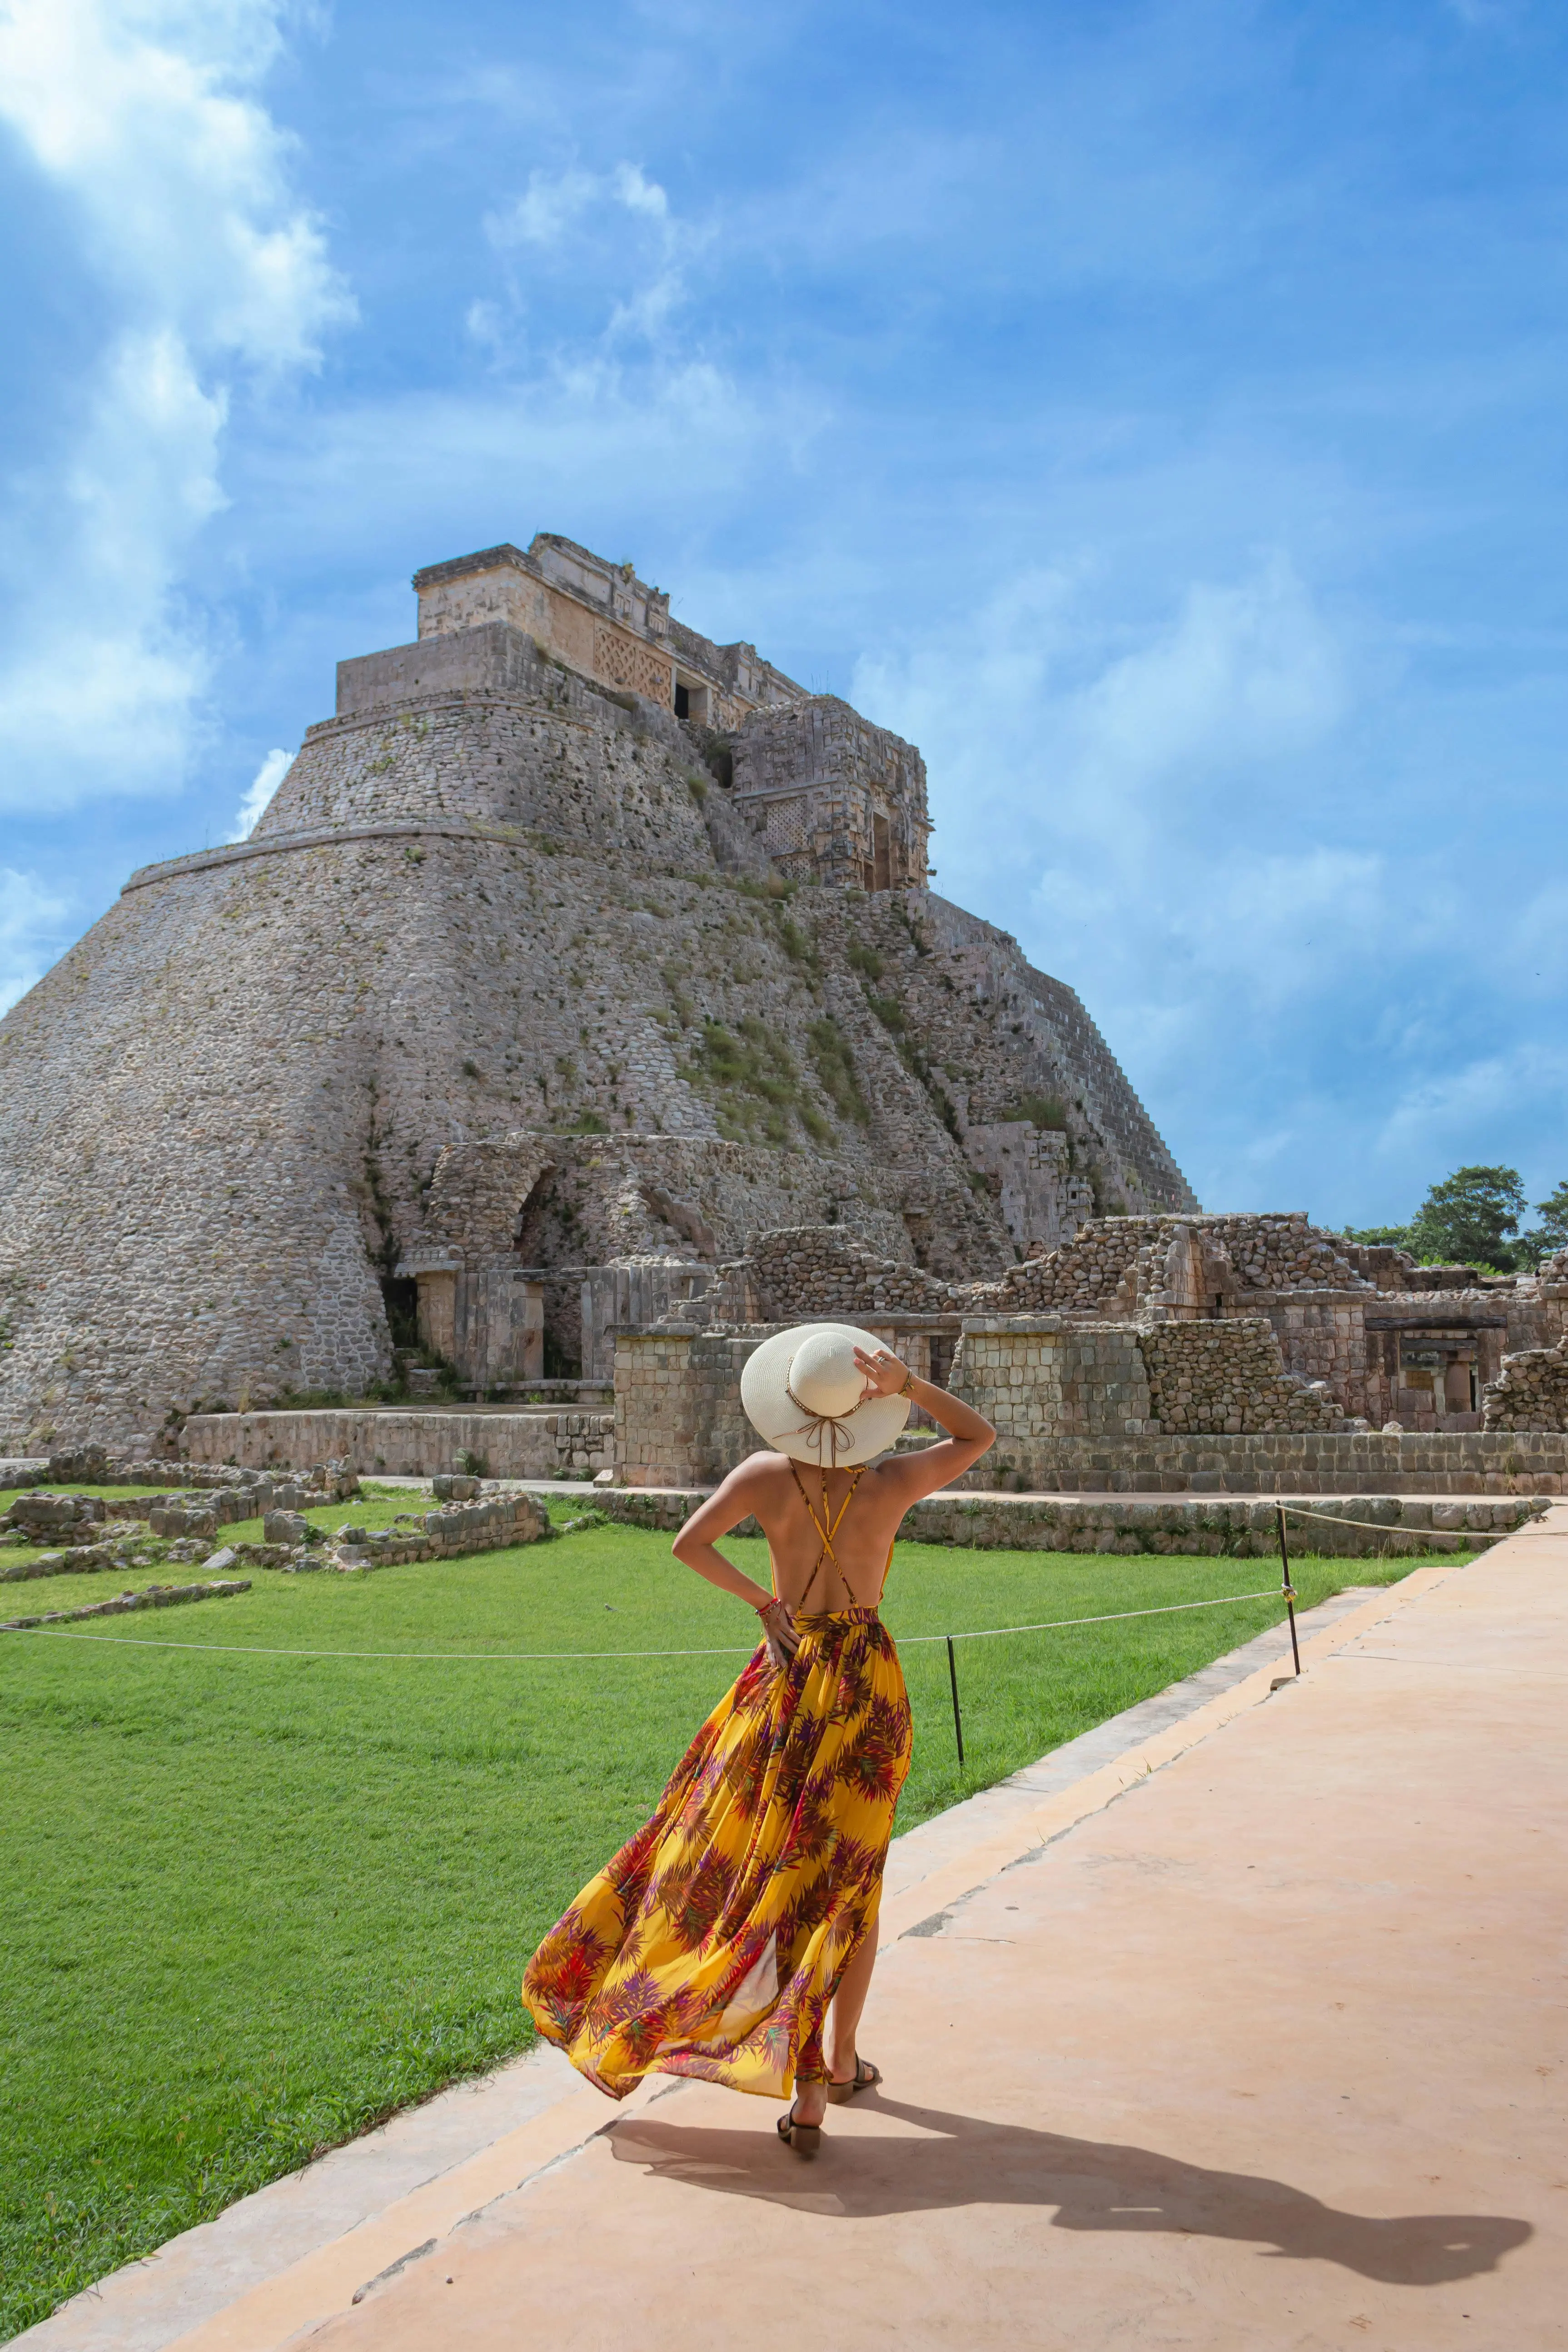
[896,1366,915,1397]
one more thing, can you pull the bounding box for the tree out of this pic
[1514,1180,1568,1270]
[1404,1165,1526,1271]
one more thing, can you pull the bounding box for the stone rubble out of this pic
[1483,1341,1568,1431]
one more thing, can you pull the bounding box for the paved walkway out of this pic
[28,1527,1567,2350]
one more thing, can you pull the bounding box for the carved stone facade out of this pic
[729,698,930,891]
[411,534,806,731]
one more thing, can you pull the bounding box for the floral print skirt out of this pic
[522,1606,913,2101]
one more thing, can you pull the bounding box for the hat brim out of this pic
[739,1321,912,1468]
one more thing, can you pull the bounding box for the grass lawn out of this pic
[0,1482,1460,2339]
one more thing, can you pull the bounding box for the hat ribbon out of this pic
[784,1377,856,1464]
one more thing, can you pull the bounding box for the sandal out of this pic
[825,2057,881,2104]
[777,2102,822,2158]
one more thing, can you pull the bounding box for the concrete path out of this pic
[25,1529,1567,2350]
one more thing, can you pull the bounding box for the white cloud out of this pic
[0,868,73,1016]
[0,0,351,811]
[488,165,604,249]
[487,160,671,252]
[0,0,347,371]
[1375,1042,1568,1167]
[1071,560,1346,799]
[481,157,693,354]
[612,162,668,221]
[855,554,1347,876]
[228,745,292,840]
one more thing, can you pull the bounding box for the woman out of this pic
[522,1321,996,2156]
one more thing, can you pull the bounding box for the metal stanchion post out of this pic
[946,1634,966,1765]
[1275,1503,1302,1677]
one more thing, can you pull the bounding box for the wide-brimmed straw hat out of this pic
[740,1321,911,1469]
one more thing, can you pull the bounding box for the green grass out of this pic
[0,1490,1454,2339]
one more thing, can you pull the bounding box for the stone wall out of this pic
[1138,1318,1342,1435]
[1483,1342,1568,1431]
[261,676,713,870]
[581,1483,1540,1555]
[959,1427,1568,1496]
[980,1212,1370,1317]
[951,1318,1154,1443]
[747,1227,947,1320]
[613,1328,762,1488]
[326,1489,549,1568]
[964,1121,1093,1258]
[183,1407,612,1479]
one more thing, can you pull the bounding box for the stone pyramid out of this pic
[0,533,1195,1451]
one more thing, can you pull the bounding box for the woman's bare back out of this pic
[748,1457,909,1611]
[670,1347,997,1656]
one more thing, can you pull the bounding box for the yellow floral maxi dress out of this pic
[522,1601,913,2100]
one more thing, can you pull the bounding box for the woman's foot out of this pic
[778,2099,822,2156]
[825,2055,881,2103]
[791,2079,828,2129]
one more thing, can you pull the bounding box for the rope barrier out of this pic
[1277,1502,1491,1540]
[899,1588,1281,1644]
[0,1583,1292,1661]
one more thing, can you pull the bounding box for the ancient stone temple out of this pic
[0,533,1195,1453]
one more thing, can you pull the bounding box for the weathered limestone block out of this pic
[5,1492,107,1536]
[264,1510,314,1545]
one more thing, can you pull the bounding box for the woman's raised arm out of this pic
[855,1345,996,1507]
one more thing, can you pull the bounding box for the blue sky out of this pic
[1,0,1565,1226]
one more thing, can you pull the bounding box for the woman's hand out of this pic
[854,1344,914,1401]
[758,1597,799,1671]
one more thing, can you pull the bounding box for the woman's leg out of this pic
[826,1917,880,2082]
[790,1923,880,2129]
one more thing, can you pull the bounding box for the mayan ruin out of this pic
[3,531,1566,1497]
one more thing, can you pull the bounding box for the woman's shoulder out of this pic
[721,1449,796,1494]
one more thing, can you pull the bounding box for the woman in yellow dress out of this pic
[522,1323,996,2156]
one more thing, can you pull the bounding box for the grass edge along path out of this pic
[0,1501,1464,2342]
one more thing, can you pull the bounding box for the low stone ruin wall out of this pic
[1483,1343,1568,1432]
[981,1211,1367,1316]
[0,1450,362,1496]
[963,1429,1568,1495]
[2,1467,359,1547]
[579,1484,1540,1556]
[182,1408,613,1481]
[263,1489,548,1569]
[611,1321,1568,1494]
[3,1578,250,1630]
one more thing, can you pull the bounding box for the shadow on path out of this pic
[608,2094,1530,2284]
